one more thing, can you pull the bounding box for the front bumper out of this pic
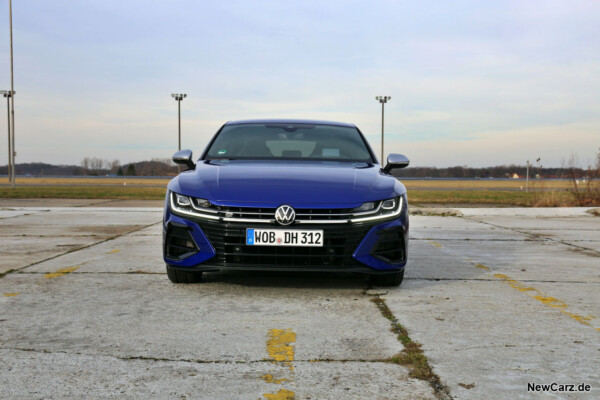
[163,204,409,274]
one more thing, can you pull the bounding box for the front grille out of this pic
[196,219,373,269]
[371,228,405,264]
[165,225,198,260]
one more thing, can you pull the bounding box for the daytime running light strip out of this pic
[171,193,403,224]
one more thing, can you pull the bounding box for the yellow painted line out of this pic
[261,374,288,384]
[494,273,598,331]
[263,389,295,400]
[266,328,296,369]
[475,264,490,270]
[429,241,443,248]
[3,292,19,297]
[108,249,120,254]
[263,329,296,399]
[44,266,80,279]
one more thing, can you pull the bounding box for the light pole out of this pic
[8,0,16,188]
[375,96,391,165]
[526,160,529,192]
[1,90,14,182]
[171,93,187,173]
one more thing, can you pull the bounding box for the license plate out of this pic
[246,228,323,247]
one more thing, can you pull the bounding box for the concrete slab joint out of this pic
[1,206,599,399]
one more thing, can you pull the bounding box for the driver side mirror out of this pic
[172,149,196,170]
[383,153,410,173]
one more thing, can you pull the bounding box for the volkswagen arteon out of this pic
[163,119,410,286]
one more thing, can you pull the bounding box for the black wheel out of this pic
[166,264,203,284]
[370,269,404,287]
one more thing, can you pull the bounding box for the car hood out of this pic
[169,160,402,207]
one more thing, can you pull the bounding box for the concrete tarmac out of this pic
[0,204,598,399]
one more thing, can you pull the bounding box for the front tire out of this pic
[166,264,203,284]
[370,269,404,287]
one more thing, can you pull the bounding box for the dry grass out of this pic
[0,176,569,189]
[0,186,166,199]
[0,177,591,206]
[409,189,575,206]
[404,179,570,190]
[0,177,169,186]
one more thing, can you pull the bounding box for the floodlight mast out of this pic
[9,0,15,188]
[1,90,14,182]
[375,96,391,166]
[171,93,187,173]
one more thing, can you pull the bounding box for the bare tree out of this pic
[109,159,120,174]
[567,148,600,206]
[89,157,104,175]
[151,157,176,166]
[80,157,91,175]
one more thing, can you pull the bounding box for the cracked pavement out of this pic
[1,205,599,399]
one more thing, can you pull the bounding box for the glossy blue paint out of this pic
[163,211,216,267]
[168,160,406,206]
[353,213,409,271]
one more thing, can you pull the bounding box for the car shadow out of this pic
[201,269,370,290]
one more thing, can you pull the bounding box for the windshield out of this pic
[204,123,374,162]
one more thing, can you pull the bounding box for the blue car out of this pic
[163,119,410,286]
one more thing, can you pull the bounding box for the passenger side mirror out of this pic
[172,149,195,170]
[383,153,410,173]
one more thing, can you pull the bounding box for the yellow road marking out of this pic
[263,389,295,400]
[266,329,296,370]
[263,329,296,399]
[475,264,490,270]
[261,374,289,384]
[429,241,443,248]
[493,274,535,292]
[494,273,598,330]
[3,292,19,297]
[108,249,120,254]
[44,266,80,279]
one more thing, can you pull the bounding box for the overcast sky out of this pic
[1,0,599,168]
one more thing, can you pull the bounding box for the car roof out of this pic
[224,119,356,128]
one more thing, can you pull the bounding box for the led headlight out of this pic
[170,192,219,220]
[350,196,403,223]
[381,198,396,210]
[195,198,211,208]
[175,194,191,207]
[353,202,376,212]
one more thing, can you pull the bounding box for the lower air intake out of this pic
[165,225,198,260]
[371,228,405,264]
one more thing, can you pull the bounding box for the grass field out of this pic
[403,179,570,190]
[0,186,167,200]
[408,190,575,206]
[0,177,582,206]
[0,176,570,189]
[0,177,170,186]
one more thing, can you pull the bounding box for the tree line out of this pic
[2,158,597,179]
[1,158,178,176]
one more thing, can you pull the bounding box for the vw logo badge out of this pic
[275,205,295,225]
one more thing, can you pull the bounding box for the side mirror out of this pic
[172,149,195,170]
[383,153,410,173]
